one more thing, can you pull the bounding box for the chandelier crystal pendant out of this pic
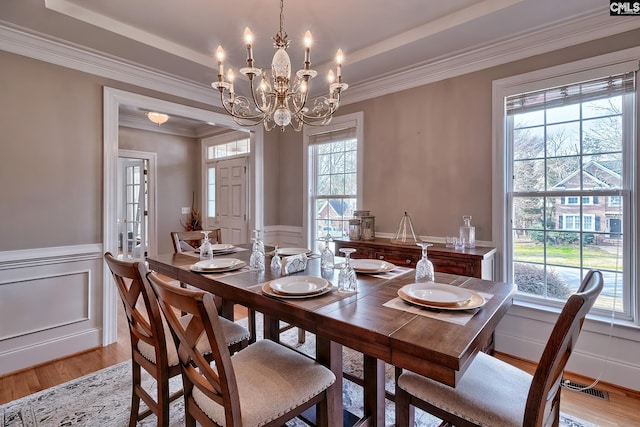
[211,0,348,131]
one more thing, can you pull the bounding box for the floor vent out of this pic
[562,380,610,401]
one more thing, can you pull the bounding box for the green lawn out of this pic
[513,242,622,270]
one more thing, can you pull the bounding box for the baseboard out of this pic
[0,328,102,377]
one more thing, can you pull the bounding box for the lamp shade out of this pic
[146,112,169,125]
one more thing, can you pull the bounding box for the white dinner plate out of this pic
[269,276,329,295]
[212,243,234,252]
[398,288,486,311]
[262,281,333,299]
[350,259,395,273]
[399,283,474,306]
[275,247,313,256]
[192,258,243,271]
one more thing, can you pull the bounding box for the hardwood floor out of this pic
[1,305,638,427]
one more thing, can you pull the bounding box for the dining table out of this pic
[146,244,516,427]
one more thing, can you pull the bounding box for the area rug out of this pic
[1,317,599,427]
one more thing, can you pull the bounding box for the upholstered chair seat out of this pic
[192,339,336,426]
[398,352,532,427]
[137,314,249,366]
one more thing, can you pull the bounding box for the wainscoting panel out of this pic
[0,270,90,341]
[0,244,103,376]
[263,225,304,248]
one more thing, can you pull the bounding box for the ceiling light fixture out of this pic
[211,0,348,131]
[146,112,169,125]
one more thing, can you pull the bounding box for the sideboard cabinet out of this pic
[333,238,496,280]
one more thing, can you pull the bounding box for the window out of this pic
[495,54,637,320]
[558,214,596,231]
[206,137,250,160]
[305,113,363,252]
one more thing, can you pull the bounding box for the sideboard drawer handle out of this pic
[406,259,411,265]
[379,255,385,260]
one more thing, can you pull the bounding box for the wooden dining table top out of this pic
[146,246,516,388]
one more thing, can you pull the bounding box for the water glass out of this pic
[338,248,357,293]
[249,237,265,271]
[454,236,466,251]
[199,230,213,261]
[320,232,334,270]
[270,246,282,273]
[415,241,435,283]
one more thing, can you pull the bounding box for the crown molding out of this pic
[343,13,640,105]
[2,12,640,109]
[0,23,220,108]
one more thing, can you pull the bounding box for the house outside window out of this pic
[494,53,637,320]
[304,113,364,252]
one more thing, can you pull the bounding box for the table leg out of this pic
[316,336,343,427]
[363,355,385,427]
[262,314,281,343]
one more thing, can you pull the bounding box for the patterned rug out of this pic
[1,318,599,427]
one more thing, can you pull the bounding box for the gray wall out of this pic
[0,50,281,252]
[276,29,640,241]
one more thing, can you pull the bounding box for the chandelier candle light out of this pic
[211,0,348,131]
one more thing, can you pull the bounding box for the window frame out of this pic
[492,48,639,324]
[303,112,364,248]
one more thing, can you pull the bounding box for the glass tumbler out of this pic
[415,241,435,283]
[338,248,357,293]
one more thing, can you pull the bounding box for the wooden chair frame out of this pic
[146,271,331,427]
[395,269,604,427]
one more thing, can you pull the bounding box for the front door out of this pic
[214,157,248,244]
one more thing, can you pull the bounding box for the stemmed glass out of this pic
[338,248,357,293]
[415,241,435,283]
[199,230,213,261]
[320,231,335,270]
[270,245,281,272]
[249,237,265,271]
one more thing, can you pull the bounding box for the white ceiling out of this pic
[1,0,638,131]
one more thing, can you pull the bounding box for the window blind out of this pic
[308,126,356,145]
[506,71,636,116]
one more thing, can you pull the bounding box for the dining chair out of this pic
[171,229,222,253]
[395,269,604,427]
[146,270,337,427]
[104,252,250,427]
[170,229,258,344]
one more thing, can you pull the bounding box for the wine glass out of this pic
[415,241,435,283]
[270,245,282,272]
[249,237,265,271]
[320,231,335,270]
[338,248,357,293]
[199,230,213,261]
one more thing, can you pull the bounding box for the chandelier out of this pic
[211,0,348,131]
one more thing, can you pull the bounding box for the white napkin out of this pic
[281,253,308,275]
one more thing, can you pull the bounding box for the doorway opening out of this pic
[103,87,264,346]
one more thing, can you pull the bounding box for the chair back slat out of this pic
[146,270,243,426]
[524,269,604,426]
[104,252,169,367]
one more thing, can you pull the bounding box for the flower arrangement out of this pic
[181,192,202,231]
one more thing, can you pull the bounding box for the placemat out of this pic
[383,291,493,326]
